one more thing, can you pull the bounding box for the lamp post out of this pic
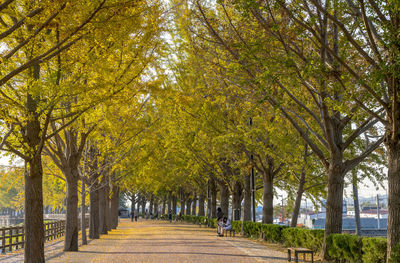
[249,117,256,222]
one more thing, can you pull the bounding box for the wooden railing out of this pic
[0,217,89,254]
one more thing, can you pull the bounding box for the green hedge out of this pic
[325,234,390,263]
[162,214,395,262]
[389,242,400,263]
[260,224,288,243]
[362,237,387,263]
[326,234,363,262]
[283,227,324,252]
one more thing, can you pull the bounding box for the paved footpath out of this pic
[48,219,287,263]
[1,219,288,263]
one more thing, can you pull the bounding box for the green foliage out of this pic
[362,237,387,263]
[260,224,288,243]
[325,234,363,263]
[232,221,242,234]
[389,242,400,263]
[242,221,262,238]
[282,228,324,251]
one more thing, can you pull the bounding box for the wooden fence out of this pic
[0,217,89,254]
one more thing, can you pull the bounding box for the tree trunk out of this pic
[168,192,172,214]
[110,186,119,229]
[386,138,400,260]
[64,174,79,251]
[154,198,158,216]
[192,192,197,216]
[351,170,361,235]
[98,178,108,235]
[198,193,205,216]
[243,173,251,221]
[89,178,99,239]
[141,196,146,214]
[172,195,177,214]
[210,179,217,218]
[180,196,186,215]
[162,197,166,215]
[81,180,87,245]
[149,196,154,215]
[186,199,192,215]
[291,171,306,227]
[232,180,243,221]
[262,171,274,224]
[322,161,345,259]
[219,182,230,217]
[24,156,45,263]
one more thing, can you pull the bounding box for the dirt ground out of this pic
[46,219,288,263]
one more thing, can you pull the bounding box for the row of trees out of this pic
[0,0,397,262]
[122,0,397,262]
[0,0,165,262]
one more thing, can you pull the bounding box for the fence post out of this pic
[1,228,5,254]
[9,228,12,252]
[22,226,24,249]
[16,227,19,250]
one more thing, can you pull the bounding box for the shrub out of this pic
[282,228,324,251]
[260,224,288,243]
[325,234,363,263]
[389,242,400,263]
[362,237,387,263]
[242,221,262,238]
[208,218,217,228]
[232,221,242,234]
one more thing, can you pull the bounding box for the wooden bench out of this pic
[287,247,314,262]
[223,229,235,237]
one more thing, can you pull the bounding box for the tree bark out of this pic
[322,161,345,258]
[168,192,172,213]
[162,197,166,215]
[110,186,119,229]
[180,195,186,215]
[243,173,251,221]
[210,179,217,218]
[219,182,229,217]
[232,180,243,221]
[24,156,44,263]
[149,195,154,215]
[262,171,274,224]
[81,180,87,245]
[24,70,45,263]
[186,199,192,215]
[291,171,305,227]
[351,170,361,235]
[64,173,79,251]
[153,198,158,216]
[386,137,400,260]
[98,176,108,235]
[198,192,205,216]
[89,179,99,239]
[192,192,197,216]
[141,196,146,214]
[172,195,177,214]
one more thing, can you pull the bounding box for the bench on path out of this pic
[223,229,235,237]
[287,247,314,263]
